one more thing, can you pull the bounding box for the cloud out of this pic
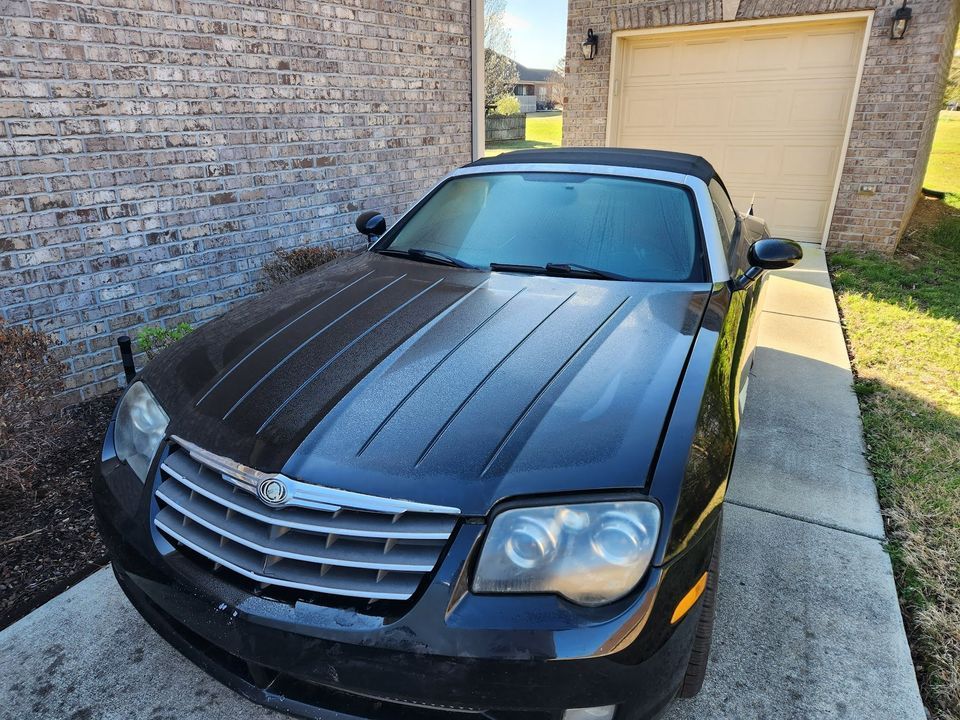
[503,11,531,32]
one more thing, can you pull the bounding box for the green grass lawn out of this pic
[924,111,960,196]
[485,111,563,157]
[830,200,960,718]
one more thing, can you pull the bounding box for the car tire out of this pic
[676,519,722,699]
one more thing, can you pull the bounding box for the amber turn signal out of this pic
[671,571,709,624]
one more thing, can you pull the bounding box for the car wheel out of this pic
[676,518,722,699]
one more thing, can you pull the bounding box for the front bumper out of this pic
[95,450,718,720]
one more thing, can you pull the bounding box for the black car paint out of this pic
[139,252,713,518]
[95,463,717,719]
[94,165,777,718]
[653,213,766,561]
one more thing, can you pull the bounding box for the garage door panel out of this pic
[626,43,673,77]
[780,145,841,184]
[744,185,832,208]
[677,39,730,75]
[788,85,853,125]
[737,34,794,72]
[621,136,839,186]
[722,144,778,185]
[620,94,675,130]
[728,193,831,243]
[799,29,863,68]
[769,197,831,242]
[613,17,865,241]
[729,90,788,128]
[675,94,731,127]
[619,133,725,163]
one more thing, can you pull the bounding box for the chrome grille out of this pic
[154,438,459,602]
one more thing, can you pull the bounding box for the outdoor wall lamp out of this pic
[581,29,598,60]
[891,1,912,40]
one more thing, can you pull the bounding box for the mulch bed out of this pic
[0,391,119,629]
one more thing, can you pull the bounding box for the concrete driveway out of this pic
[0,246,925,720]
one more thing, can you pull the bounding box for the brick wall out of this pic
[896,0,960,244]
[563,0,960,253]
[0,0,473,402]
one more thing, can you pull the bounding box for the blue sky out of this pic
[504,0,568,70]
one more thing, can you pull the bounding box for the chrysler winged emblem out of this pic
[257,477,288,506]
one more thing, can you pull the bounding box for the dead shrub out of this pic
[260,244,343,289]
[0,323,66,491]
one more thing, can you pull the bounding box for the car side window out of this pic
[708,179,737,254]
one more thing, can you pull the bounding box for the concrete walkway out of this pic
[667,244,923,719]
[0,246,924,720]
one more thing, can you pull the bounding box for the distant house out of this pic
[513,63,560,113]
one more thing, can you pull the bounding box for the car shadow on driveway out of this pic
[667,280,924,719]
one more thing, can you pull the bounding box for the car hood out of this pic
[144,252,711,515]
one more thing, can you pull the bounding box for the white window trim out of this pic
[471,0,485,160]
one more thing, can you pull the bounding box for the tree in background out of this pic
[484,0,511,57]
[484,0,519,111]
[547,57,565,108]
[485,50,519,111]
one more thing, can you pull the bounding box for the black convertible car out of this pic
[94,148,801,720]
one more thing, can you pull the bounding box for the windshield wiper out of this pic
[546,263,629,280]
[489,262,629,281]
[375,247,476,269]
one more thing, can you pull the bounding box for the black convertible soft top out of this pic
[466,147,717,183]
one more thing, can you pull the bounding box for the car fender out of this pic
[649,285,739,566]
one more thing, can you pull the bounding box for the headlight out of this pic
[114,381,169,483]
[473,500,660,606]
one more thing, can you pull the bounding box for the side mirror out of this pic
[355,211,386,244]
[749,238,803,270]
[734,238,803,289]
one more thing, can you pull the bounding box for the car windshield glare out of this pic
[379,172,703,282]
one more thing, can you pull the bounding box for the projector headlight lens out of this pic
[473,500,660,606]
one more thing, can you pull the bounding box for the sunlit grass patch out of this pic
[830,204,960,719]
[485,112,563,157]
[924,111,960,196]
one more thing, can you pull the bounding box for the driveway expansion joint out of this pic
[761,309,840,325]
[724,499,886,542]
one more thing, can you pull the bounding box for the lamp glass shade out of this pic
[581,30,597,60]
[891,6,911,39]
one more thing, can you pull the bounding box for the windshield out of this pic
[377,172,704,281]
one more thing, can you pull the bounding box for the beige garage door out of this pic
[611,18,867,242]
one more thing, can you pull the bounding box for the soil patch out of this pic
[0,391,118,629]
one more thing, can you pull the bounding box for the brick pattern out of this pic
[0,0,473,401]
[563,0,960,253]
